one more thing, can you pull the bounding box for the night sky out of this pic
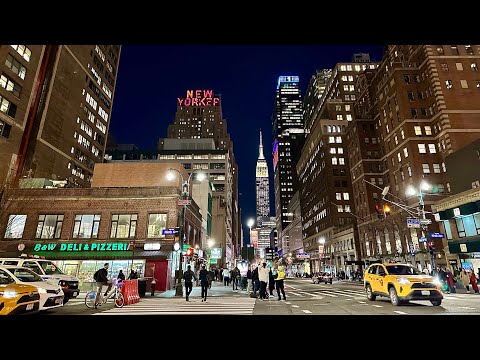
[109,45,384,243]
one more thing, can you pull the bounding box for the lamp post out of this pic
[247,218,255,261]
[167,168,206,297]
[406,181,436,274]
[207,238,214,270]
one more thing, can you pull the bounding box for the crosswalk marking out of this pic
[372,305,383,308]
[317,291,338,297]
[298,291,324,299]
[302,310,312,313]
[394,310,407,315]
[288,292,304,297]
[95,297,256,315]
[291,305,299,308]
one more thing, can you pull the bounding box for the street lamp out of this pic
[167,168,206,296]
[208,238,215,249]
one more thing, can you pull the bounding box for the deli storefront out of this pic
[448,238,480,275]
[0,240,174,291]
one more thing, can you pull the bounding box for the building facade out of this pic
[256,129,270,224]
[0,45,121,188]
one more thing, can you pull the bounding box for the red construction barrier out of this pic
[121,280,140,305]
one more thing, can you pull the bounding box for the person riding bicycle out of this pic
[94,263,112,307]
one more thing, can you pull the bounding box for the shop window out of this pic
[443,220,453,240]
[111,214,138,238]
[147,213,167,238]
[4,214,27,238]
[73,214,101,239]
[456,215,480,238]
[35,214,64,239]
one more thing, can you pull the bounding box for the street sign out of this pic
[407,218,420,228]
[419,237,428,243]
[296,253,310,259]
[210,248,222,259]
[420,219,432,225]
[178,199,191,206]
[429,232,444,238]
[408,242,415,256]
[162,228,179,235]
[210,258,218,264]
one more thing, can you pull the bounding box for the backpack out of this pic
[93,269,100,281]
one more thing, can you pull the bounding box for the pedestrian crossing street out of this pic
[94,297,256,315]
[284,286,366,300]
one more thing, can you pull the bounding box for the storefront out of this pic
[448,238,480,275]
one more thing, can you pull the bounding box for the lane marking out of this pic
[312,303,328,306]
[302,310,312,313]
[288,292,304,297]
[318,292,338,297]
[345,298,353,301]
[285,302,292,305]
[394,310,407,315]
[358,301,366,304]
[291,305,299,308]
[459,306,476,310]
[298,291,324,298]
[372,305,383,308]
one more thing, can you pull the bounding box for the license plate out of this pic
[72,291,78,297]
[421,290,430,296]
[26,303,34,311]
[55,297,62,304]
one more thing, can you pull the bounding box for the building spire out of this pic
[259,129,264,159]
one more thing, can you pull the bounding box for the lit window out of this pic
[345,104,351,111]
[0,73,22,97]
[365,137,370,144]
[460,80,468,88]
[424,126,432,135]
[337,205,344,213]
[349,85,354,91]
[332,157,338,165]
[471,63,478,71]
[456,62,463,71]
[414,126,422,135]
[355,65,361,71]
[335,136,342,143]
[394,136,398,145]
[346,65,352,71]
[341,76,348,81]
[337,114,343,120]
[346,114,352,121]
[345,205,351,212]
[418,144,426,153]
[10,45,31,62]
[5,54,26,80]
[330,147,336,154]
[465,45,474,55]
[339,158,345,165]
[408,166,412,177]
[433,164,441,173]
[336,193,342,200]
[442,162,446,172]
[329,136,335,143]
[397,153,402,162]
[445,80,453,89]
[371,178,376,185]
[343,85,349,91]
[422,163,430,174]
[401,129,405,139]
[348,76,353,82]
[343,192,350,200]
[428,144,436,153]
[386,124,389,133]
[340,65,347,71]
[403,147,409,158]
[338,147,343,154]
[4,215,27,238]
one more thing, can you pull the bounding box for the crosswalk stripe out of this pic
[298,291,324,299]
[288,292,304,297]
[317,291,338,297]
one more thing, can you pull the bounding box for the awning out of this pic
[437,201,480,220]
[448,238,480,254]
[27,250,171,260]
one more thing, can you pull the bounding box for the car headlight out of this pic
[433,278,442,286]
[38,288,47,294]
[59,280,66,286]
[4,291,17,298]
[397,277,410,285]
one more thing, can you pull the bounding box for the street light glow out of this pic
[247,218,255,228]
[174,242,180,251]
[166,171,176,181]
[196,172,206,182]
[207,239,214,248]
[420,180,431,191]
[318,237,325,245]
[405,185,417,196]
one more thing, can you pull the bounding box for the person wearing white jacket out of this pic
[258,262,269,300]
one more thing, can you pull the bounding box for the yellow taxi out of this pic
[364,263,443,306]
[0,283,40,315]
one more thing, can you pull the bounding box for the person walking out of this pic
[460,268,470,293]
[117,269,126,282]
[268,267,276,296]
[128,269,138,280]
[246,265,253,293]
[183,265,196,301]
[470,269,479,294]
[252,264,260,297]
[199,265,209,302]
[232,266,240,290]
[258,262,269,300]
[275,265,287,300]
[222,268,230,286]
[93,263,112,308]
[445,268,456,293]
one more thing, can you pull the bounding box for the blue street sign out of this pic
[407,218,420,228]
[429,233,444,238]
[162,228,179,235]
[419,237,428,243]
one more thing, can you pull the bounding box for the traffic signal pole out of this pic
[419,189,436,275]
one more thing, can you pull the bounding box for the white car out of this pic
[0,266,64,311]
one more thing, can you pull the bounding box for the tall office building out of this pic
[304,69,332,134]
[256,129,269,224]
[0,45,121,187]
[272,76,305,235]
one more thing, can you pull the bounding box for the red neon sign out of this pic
[177,90,220,107]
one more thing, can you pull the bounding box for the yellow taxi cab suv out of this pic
[0,283,40,315]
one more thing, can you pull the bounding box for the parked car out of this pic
[0,279,40,315]
[312,272,333,284]
[0,266,64,311]
[364,263,443,306]
[0,258,79,303]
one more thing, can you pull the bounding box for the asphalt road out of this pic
[36,278,480,315]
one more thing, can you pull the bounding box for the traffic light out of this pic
[383,204,391,216]
[375,201,383,218]
[185,247,194,257]
[428,241,435,255]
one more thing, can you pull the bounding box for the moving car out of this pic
[0,265,64,311]
[0,280,40,315]
[0,258,80,303]
[312,272,333,284]
[364,263,443,306]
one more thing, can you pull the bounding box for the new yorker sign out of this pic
[177,90,220,107]
[33,242,131,252]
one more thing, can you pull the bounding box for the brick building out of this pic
[0,45,121,188]
[0,163,202,291]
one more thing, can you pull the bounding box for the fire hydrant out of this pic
[151,278,156,296]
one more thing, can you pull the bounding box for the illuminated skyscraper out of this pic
[256,129,269,224]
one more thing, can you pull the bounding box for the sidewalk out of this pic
[156,280,250,299]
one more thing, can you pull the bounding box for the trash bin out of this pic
[138,278,147,297]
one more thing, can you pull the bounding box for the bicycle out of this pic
[85,282,125,309]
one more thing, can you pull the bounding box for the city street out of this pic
[40,278,480,315]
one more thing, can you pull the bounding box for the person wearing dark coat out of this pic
[252,265,260,297]
[246,265,253,293]
[128,269,138,280]
[117,270,126,282]
[199,265,209,302]
[268,267,276,295]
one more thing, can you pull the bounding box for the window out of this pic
[5,54,26,79]
[438,184,445,193]
[110,214,137,238]
[433,164,441,173]
[0,119,12,138]
[337,114,343,120]
[428,144,436,153]
[422,163,430,174]
[408,166,412,177]
[343,85,349,91]
[437,47,444,54]
[332,157,338,165]
[349,85,355,91]
[456,62,463,71]
[346,65,352,71]
[445,80,453,89]
[456,215,480,238]
[73,214,100,239]
[441,63,448,72]
[404,75,410,84]
[339,158,345,165]
[471,63,478,72]
[336,193,342,200]
[98,106,109,122]
[477,81,480,89]
[336,136,342,143]
[346,114,352,121]
[451,46,459,55]
[0,95,17,118]
[340,65,347,71]
[36,215,64,239]
[147,214,167,238]
[4,215,27,238]
[424,126,432,135]
[364,137,370,144]
[460,80,469,88]
[414,126,422,135]
[397,153,402,162]
[400,129,405,139]
[86,93,97,110]
[411,108,417,118]
[343,192,350,200]
[371,178,376,185]
[418,144,426,153]
[329,136,335,143]
[465,45,474,55]
[338,147,343,154]
[0,73,22,97]
[337,205,344,213]
[345,104,351,111]
[11,45,32,62]
[330,147,336,154]
[407,91,414,101]
[403,147,409,158]
[442,162,447,172]
[372,137,377,144]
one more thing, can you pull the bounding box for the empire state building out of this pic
[256,129,270,224]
